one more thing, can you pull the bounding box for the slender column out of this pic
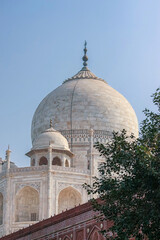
[47,144,52,217]
[35,154,39,166]
[4,146,11,235]
[62,155,65,167]
[6,146,11,170]
[55,180,58,215]
[89,129,94,199]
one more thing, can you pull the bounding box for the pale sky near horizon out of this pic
[0,0,160,166]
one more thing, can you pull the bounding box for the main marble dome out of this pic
[31,44,138,146]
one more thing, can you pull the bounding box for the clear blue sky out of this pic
[0,0,159,166]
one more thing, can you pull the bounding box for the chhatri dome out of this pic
[32,120,70,151]
[31,42,138,168]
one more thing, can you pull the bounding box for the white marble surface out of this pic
[32,70,138,143]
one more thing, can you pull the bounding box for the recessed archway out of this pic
[15,186,39,222]
[39,156,48,165]
[87,226,102,240]
[58,187,81,213]
[52,157,61,166]
[65,159,69,167]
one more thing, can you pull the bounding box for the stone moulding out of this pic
[9,165,48,173]
[52,166,89,174]
[58,182,82,194]
[60,129,111,144]
[63,67,106,84]
[6,165,89,175]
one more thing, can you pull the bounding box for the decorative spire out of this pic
[82,41,88,67]
[6,145,11,158]
[63,41,105,84]
[6,145,11,170]
[50,119,53,128]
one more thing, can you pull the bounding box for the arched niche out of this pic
[39,156,48,166]
[58,187,81,213]
[91,231,99,240]
[0,193,3,225]
[15,186,39,222]
[88,226,102,240]
[65,159,69,167]
[52,157,61,166]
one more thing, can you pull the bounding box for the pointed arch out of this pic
[87,226,101,240]
[15,186,39,222]
[63,236,71,240]
[52,157,61,166]
[65,159,69,167]
[58,186,82,213]
[0,193,3,225]
[39,156,48,165]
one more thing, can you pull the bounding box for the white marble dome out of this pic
[32,126,69,151]
[31,66,138,144]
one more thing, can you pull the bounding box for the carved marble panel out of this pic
[15,182,40,194]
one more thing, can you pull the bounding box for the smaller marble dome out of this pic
[32,126,69,151]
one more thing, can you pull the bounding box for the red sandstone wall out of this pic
[1,202,110,240]
[1,201,141,240]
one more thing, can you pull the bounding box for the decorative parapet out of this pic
[9,165,48,173]
[52,165,90,175]
[0,165,89,176]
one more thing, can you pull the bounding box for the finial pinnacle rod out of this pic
[84,40,87,48]
[82,41,88,67]
[50,119,53,128]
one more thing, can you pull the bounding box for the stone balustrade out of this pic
[0,165,90,175]
[51,165,90,174]
[9,166,48,173]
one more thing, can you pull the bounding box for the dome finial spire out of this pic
[82,41,88,67]
[50,119,53,128]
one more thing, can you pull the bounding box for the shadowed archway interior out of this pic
[15,186,39,222]
[58,187,81,213]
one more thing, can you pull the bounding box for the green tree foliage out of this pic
[84,89,160,240]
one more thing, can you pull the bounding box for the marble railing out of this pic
[51,165,90,174]
[0,165,90,176]
[9,165,48,173]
